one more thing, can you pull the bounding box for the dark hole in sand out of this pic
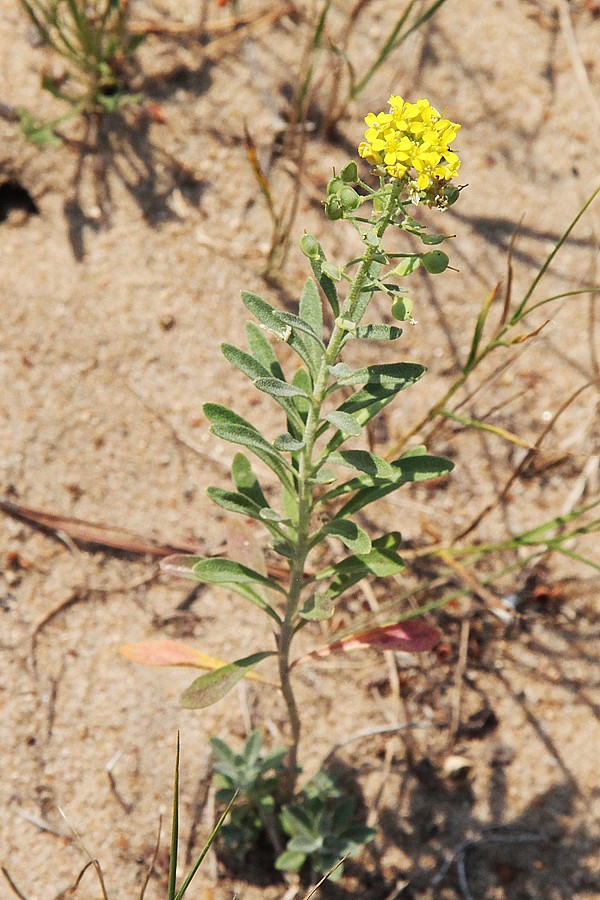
[0,180,39,223]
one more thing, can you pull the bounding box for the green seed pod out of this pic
[340,161,358,183]
[299,232,321,259]
[338,186,360,211]
[420,233,445,245]
[324,196,344,220]
[443,185,460,206]
[422,250,449,274]
[326,175,345,196]
[391,297,413,321]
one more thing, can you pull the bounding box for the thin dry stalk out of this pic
[454,380,596,541]
[447,619,470,747]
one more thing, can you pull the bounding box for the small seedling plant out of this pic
[18,0,144,145]
[124,95,462,876]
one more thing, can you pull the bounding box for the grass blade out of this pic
[174,791,239,900]
[167,732,180,900]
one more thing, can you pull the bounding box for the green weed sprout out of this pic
[277,769,376,881]
[123,95,462,873]
[18,0,144,145]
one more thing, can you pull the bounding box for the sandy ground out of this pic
[1,1,600,897]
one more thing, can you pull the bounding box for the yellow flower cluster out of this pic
[358,96,461,190]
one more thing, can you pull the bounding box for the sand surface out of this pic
[1,1,600,897]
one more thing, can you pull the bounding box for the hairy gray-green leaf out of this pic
[273,433,306,452]
[299,277,323,342]
[272,310,324,348]
[335,362,426,390]
[323,411,362,436]
[204,402,259,432]
[300,592,335,621]
[254,377,309,399]
[245,321,285,380]
[193,557,286,593]
[242,291,317,373]
[326,454,455,517]
[180,652,274,709]
[210,423,292,469]
[206,486,262,519]
[231,452,270,509]
[315,519,372,554]
[314,534,405,599]
[309,256,339,317]
[352,324,403,341]
[329,449,395,480]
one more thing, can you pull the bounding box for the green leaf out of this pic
[393,256,421,276]
[308,466,337,485]
[221,343,271,382]
[326,454,454,517]
[463,284,498,374]
[204,402,259,432]
[167,732,179,900]
[259,508,288,523]
[352,324,403,340]
[192,558,287,594]
[336,366,425,417]
[231,453,269,509]
[322,411,362,436]
[272,310,324,348]
[321,261,343,282]
[299,277,323,344]
[245,322,285,380]
[209,420,294,484]
[273,433,305,451]
[242,291,316,373]
[17,109,62,147]
[314,534,405,599]
[316,519,372,554]
[329,449,395,480]
[299,592,335,621]
[327,362,354,379]
[179,555,281,618]
[290,366,313,419]
[206,486,262,518]
[180,652,274,709]
[334,362,424,390]
[254,377,309,399]
[274,850,306,873]
[310,256,339,317]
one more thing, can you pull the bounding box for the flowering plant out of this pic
[123,96,463,874]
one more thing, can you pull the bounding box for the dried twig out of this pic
[139,815,162,900]
[0,495,201,557]
[321,722,427,767]
[0,868,29,900]
[557,0,600,135]
[430,827,551,897]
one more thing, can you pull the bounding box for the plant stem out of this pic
[277,180,403,795]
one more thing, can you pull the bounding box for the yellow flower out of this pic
[359,96,461,190]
